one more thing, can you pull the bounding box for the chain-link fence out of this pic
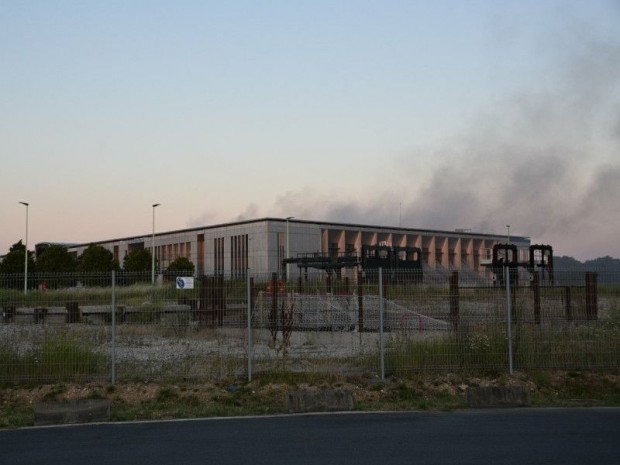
[1,269,619,384]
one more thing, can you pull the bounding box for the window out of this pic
[230,234,248,279]
[214,237,224,275]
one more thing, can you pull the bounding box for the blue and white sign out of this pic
[176,277,194,289]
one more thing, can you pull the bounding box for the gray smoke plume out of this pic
[218,13,620,260]
[271,25,620,259]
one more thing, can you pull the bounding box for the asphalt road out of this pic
[2,408,619,465]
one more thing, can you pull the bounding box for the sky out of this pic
[1,0,619,261]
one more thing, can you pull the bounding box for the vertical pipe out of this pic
[379,267,385,382]
[505,266,514,375]
[111,270,116,385]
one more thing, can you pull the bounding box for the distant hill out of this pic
[554,255,620,272]
[553,256,620,284]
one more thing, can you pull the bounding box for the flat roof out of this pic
[58,217,529,249]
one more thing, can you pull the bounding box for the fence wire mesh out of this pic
[0,269,618,384]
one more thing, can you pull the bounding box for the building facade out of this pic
[65,218,531,278]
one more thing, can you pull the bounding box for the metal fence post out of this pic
[532,271,541,324]
[111,270,116,385]
[357,272,364,332]
[504,266,514,375]
[565,286,572,321]
[247,273,253,382]
[270,272,278,345]
[585,272,598,320]
[379,267,385,382]
[449,271,459,331]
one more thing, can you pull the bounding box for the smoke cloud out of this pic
[270,26,620,259]
[206,15,620,260]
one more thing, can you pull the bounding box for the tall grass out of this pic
[0,336,107,383]
[385,325,509,374]
[0,281,182,308]
[385,321,620,376]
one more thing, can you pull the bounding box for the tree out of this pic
[166,256,195,275]
[164,256,195,282]
[0,240,36,274]
[78,244,119,272]
[123,249,153,272]
[36,245,77,273]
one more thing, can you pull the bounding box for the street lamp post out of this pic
[286,216,294,280]
[19,202,29,294]
[506,224,511,244]
[152,203,160,284]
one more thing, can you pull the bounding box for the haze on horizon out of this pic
[2,1,619,262]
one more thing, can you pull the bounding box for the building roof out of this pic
[57,217,530,249]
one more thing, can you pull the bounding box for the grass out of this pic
[353,381,466,411]
[529,370,620,406]
[0,280,180,307]
[600,284,620,298]
[110,382,287,421]
[1,276,619,427]
[2,369,619,428]
[383,320,620,375]
[0,336,107,383]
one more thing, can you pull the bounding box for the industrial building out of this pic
[65,218,530,278]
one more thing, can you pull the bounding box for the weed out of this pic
[369,382,384,391]
[396,384,422,401]
[156,387,178,402]
[530,371,551,387]
[86,390,106,400]
[41,384,67,401]
[0,404,34,428]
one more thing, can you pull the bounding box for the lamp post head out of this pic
[153,203,160,208]
[19,201,29,207]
